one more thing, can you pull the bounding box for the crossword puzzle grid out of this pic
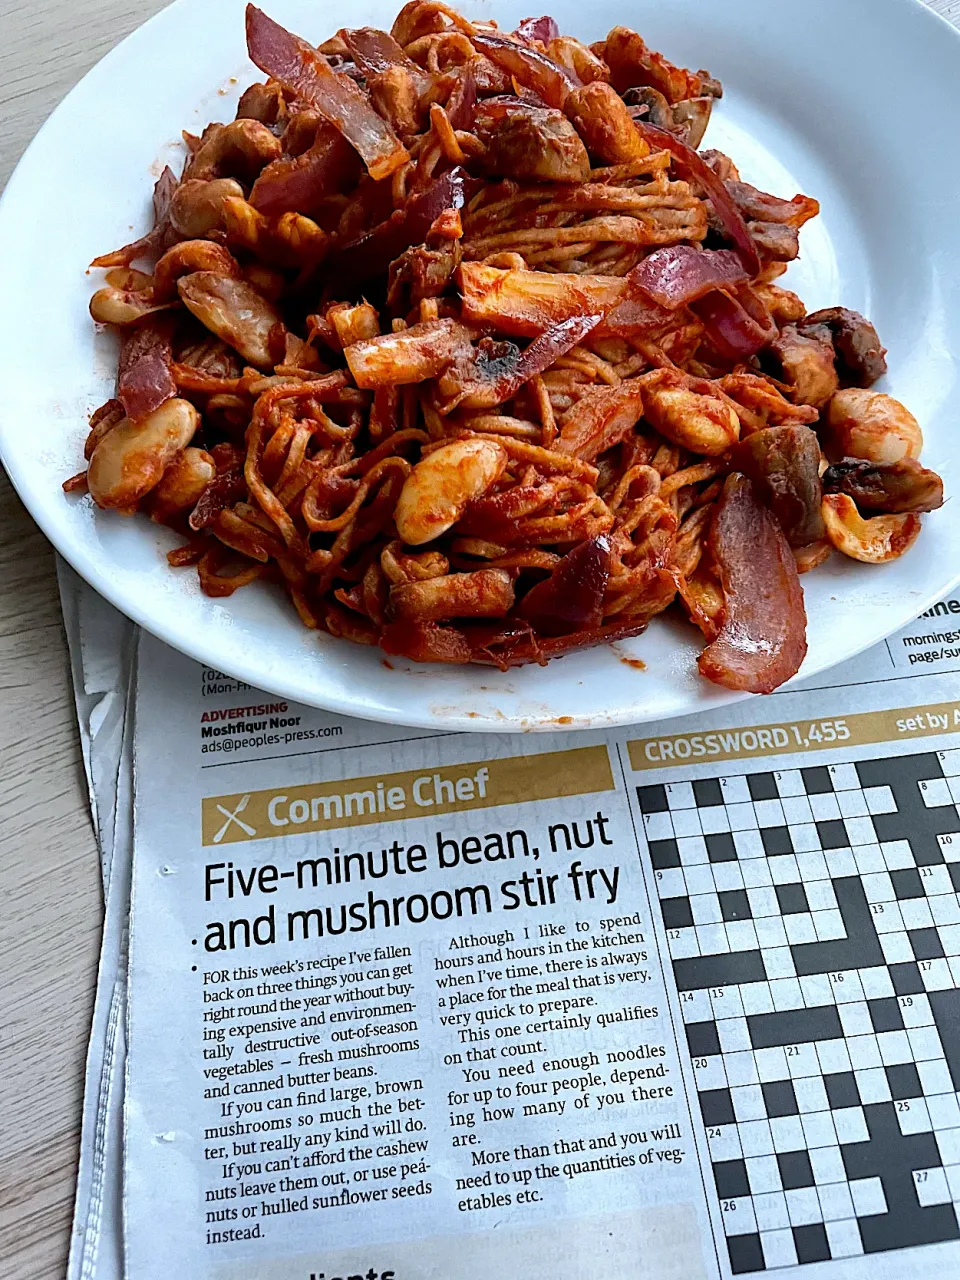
[639,751,960,1275]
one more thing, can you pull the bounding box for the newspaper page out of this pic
[123,592,960,1280]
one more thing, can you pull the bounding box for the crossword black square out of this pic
[889,962,925,996]
[686,1021,721,1057]
[802,766,833,794]
[816,819,848,849]
[775,883,809,915]
[824,1072,860,1109]
[748,772,779,802]
[778,1150,815,1190]
[700,1088,735,1126]
[793,1224,831,1265]
[636,784,669,813]
[909,927,945,961]
[727,1234,764,1276]
[662,896,694,929]
[761,825,794,856]
[707,832,738,863]
[868,997,904,1034]
[951,864,960,893]
[885,1063,923,1100]
[762,1079,799,1118]
[892,868,925,900]
[649,839,681,870]
[719,890,751,922]
[714,1159,750,1199]
[694,778,724,807]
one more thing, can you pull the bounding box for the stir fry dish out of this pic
[68,2,944,691]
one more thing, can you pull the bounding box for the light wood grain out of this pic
[0,2,955,1276]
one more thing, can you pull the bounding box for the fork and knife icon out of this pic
[212,794,257,843]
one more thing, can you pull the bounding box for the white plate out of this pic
[1,0,959,731]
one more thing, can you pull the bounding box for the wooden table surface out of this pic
[1,1,959,1275]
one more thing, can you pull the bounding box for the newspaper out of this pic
[62,569,960,1279]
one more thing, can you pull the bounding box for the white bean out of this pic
[88,398,199,510]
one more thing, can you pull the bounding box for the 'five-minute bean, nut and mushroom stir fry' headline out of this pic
[66,2,945,692]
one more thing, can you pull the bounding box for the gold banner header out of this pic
[628,701,960,771]
[202,745,615,845]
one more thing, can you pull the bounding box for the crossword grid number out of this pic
[642,752,960,1274]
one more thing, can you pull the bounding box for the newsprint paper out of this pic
[61,567,960,1280]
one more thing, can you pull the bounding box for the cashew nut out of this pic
[821,493,921,563]
[150,447,217,523]
[89,288,176,326]
[641,373,740,456]
[153,241,241,300]
[169,178,245,238]
[389,568,515,620]
[184,119,282,182]
[88,398,200,510]
[394,438,507,545]
[826,388,922,464]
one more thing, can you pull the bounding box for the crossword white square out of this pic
[854,1067,891,1104]
[726,803,758,831]
[769,1115,805,1151]
[793,1075,829,1113]
[755,1047,789,1081]
[747,886,779,918]
[873,902,906,934]
[931,895,960,926]
[845,817,877,846]
[714,988,745,1021]
[810,792,842,822]
[916,1167,952,1206]
[722,776,751,805]
[935,1114,960,1156]
[865,786,897,814]
[764,947,796,979]
[669,929,698,959]
[817,1039,852,1073]
[677,835,708,864]
[708,1125,743,1160]
[815,910,846,941]
[880,840,915,870]
[754,918,789,949]
[860,871,895,903]
[693,1056,727,1090]
[785,1187,822,1226]
[752,1191,790,1231]
[667,782,696,809]
[799,974,834,1007]
[691,894,723,925]
[800,1109,838,1150]
[922,960,955,992]
[922,865,954,897]
[810,1144,847,1186]
[770,856,802,884]
[696,924,728,954]
[643,812,674,841]
[846,1034,882,1069]
[940,832,960,860]
[790,824,822,853]
[830,764,860,791]
[732,1084,766,1123]
[908,1025,945,1061]
[681,989,712,1022]
[786,1043,821,1080]
[878,1029,912,1065]
[949,957,960,985]
[921,778,953,808]
[718,1017,752,1053]
[817,1180,854,1221]
[740,857,773,887]
[784,915,818,945]
[709,861,744,891]
[944,1145,960,1179]
[739,983,775,1016]
[745,1154,781,1195]
[655,868,686,897]
[830,971,865,1004]
[826,1218,864,1258]
[880,931,914,962]
[781,796,814,825]
[721,1198,755,1233]
[723,1050,760,1087]
[698,807,731,835]
[733,830,765,859]
[824,849,857,877]
[859,967,895,999]
[671,807,703,837]
[900,899,934,930]
[941,751,960,777]
[737,1119,774,1157]
[854,845,886,875]
[759,1228,797,1268]
[850,1176,886,1216]
[769,977,804,1010]
[753,798,785,827]
[725,921,759,953]
[838,1002,872,1036]
[918,1059,954,1096]
[901,991,936,1025]
[838,790,869,818]
[776,771,805,797]
[683,864,718,896]
[898,1098,933,1135]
